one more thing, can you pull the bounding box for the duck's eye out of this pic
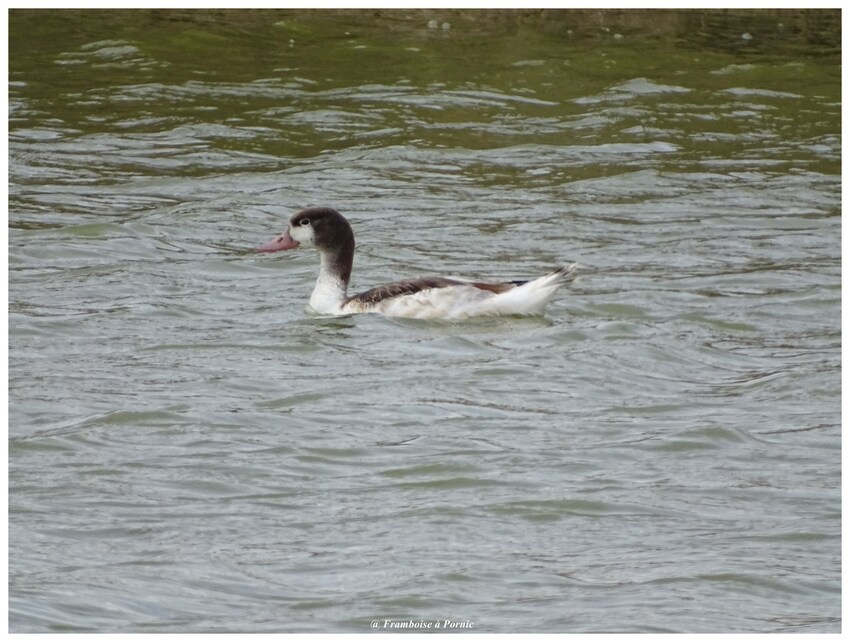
[299,219,311,226]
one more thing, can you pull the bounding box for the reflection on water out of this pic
[8,9,840,634]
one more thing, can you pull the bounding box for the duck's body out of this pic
[258,207,577,319]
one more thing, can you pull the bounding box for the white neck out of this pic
[309,251,349,314]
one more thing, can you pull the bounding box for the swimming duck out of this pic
[257,207,577,319]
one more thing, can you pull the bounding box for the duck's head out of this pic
[257,207,353,253]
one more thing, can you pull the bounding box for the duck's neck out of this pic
[309,240,354,314]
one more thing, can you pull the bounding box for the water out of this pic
[8,10,841,633]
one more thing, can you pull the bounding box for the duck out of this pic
[257,207,578,319]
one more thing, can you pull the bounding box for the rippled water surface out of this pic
[9,10,841,633]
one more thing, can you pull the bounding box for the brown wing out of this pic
[468,279,525,294]
[348,276,523,306]
[348,277,465,306]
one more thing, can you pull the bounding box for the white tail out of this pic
[476,263,580,316]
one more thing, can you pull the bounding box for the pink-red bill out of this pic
[257,228,299,252]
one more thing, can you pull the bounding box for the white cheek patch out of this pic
[290,224,315,247]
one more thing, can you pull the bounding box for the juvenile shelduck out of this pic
[257,207,577,319]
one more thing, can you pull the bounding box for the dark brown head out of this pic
[288,207,354,253]
[257,207,355,254]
